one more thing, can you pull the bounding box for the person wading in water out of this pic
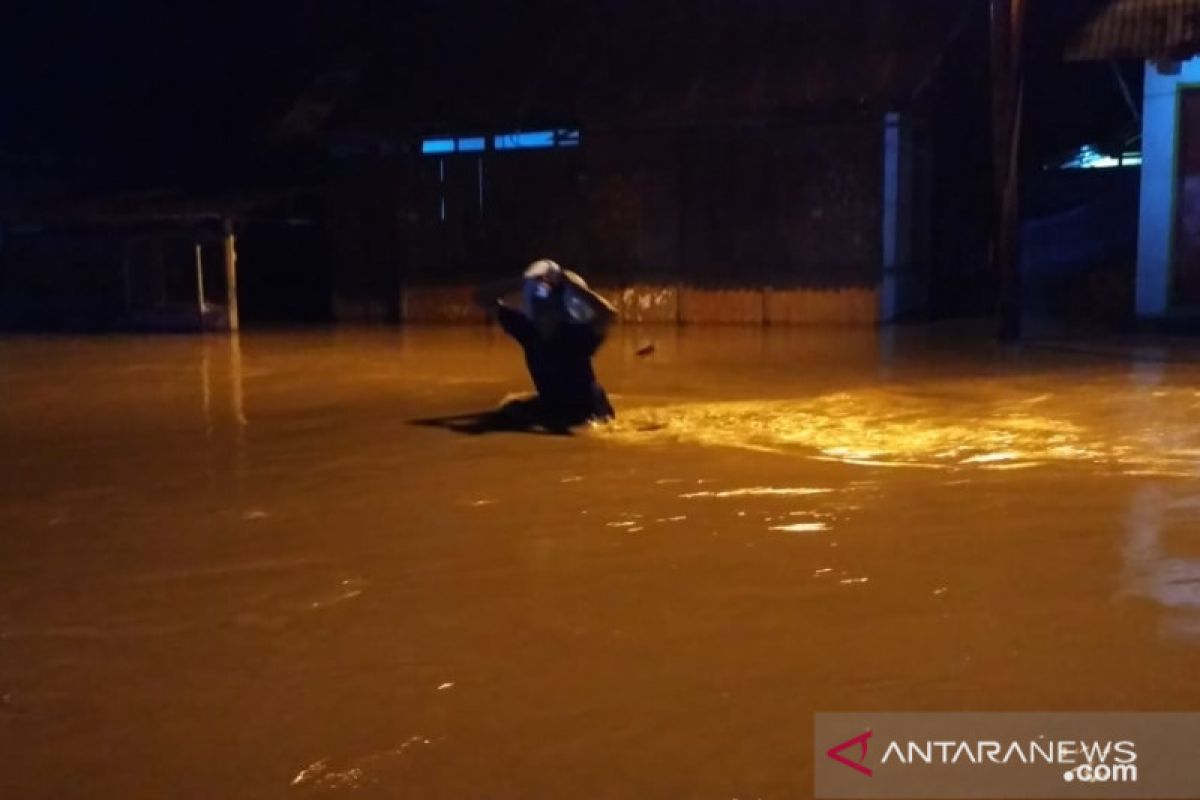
[477,259,617,432]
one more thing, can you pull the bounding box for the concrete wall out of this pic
[400,283,879,325]
[401,286,487,324]
[333,119,895,326]
[329,158,406,323]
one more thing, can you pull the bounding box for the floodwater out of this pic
[2,325,1200,799]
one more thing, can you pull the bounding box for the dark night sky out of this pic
[0,1,359,180]
[1024,0,1145,163]
[0,1,1142,186]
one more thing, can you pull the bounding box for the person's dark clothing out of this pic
[495,303,614,427]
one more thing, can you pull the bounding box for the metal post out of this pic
[194,242,206,321]
[222,219,240,332]
[153,237,167,306]
[122,244,133,311]
[991,0,1026,341]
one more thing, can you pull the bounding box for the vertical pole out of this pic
[194,242,206,321]
[882,112,902,323]
[991,0,1026,341]
[122,242,133,311]
[153,237,167,305]
[676,130,688,327]
[0,225,6,323]
[1136,62,1177,318]
[223,218,240,332]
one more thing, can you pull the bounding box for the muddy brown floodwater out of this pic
[2,325,1200,799]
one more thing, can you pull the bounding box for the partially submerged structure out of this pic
[302,0,990,326]
[1067,0,1200,322]
[0,187,326,332]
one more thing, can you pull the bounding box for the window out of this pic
[555,128,581,148]
[420,128,581,156]
[494,129,580,150]
[431,155,484,225]
[494,130,556,150]
[419,128,578,224]
[421,138,456,155]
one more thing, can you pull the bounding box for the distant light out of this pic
[495,130,557,150]
[1060,144,1141,170]
[422,129,581,156]
[421,138,456,155]
[1085,155,1121,169]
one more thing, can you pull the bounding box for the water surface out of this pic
[2,326,1199,798]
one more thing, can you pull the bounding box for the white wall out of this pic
[1137,58,1200,317]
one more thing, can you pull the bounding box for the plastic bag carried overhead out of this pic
[521,258,608,324]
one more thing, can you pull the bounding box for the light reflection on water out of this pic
[1123,484,1200,639]
[600,382,1200,476]
[6,330,1200,796]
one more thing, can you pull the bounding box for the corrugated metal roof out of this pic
[1067,0,1200,60]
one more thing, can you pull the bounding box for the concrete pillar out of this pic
[881,112,903,323]
[1135,59,1200,318]
[880,112,918,323]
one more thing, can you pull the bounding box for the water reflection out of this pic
[1123,484,1200,640]
[199,343,213,435]
[197,334,249,431]
[768,521,830,533]
[602,380,1200,476]
[5,328,1200,798]
[228,333,247,427]
[291,736,435,790]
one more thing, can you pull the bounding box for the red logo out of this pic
[827,730,873,777]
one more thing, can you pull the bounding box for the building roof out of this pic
[288,0,973,138]
[5,183,322,230]
[1067,0,1200,60]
